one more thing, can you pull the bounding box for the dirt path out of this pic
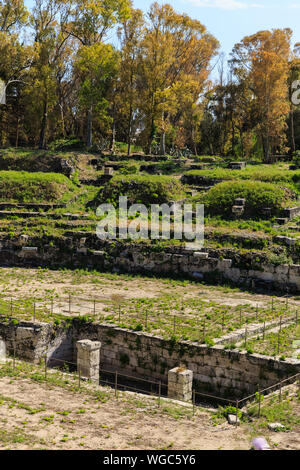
[0,375,253,450]
[0,267,296,310]
[0,373,299,451]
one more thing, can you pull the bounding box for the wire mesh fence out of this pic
[2,348,299,427]
[0,293,299,347]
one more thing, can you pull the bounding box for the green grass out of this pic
[246,393,300,432]
[245,323,300,357]
[0,285,296,348]
[184,164,300,188]
[96,174,186,206]
[0,171,78,203]
[196,180,291,218]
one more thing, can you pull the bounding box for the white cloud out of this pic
[186,0,263,10]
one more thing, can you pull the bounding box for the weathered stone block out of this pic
[0,339,6,363]
[168,366,193,402]
[76,339,101,382]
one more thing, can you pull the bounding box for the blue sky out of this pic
[24,0,300,61]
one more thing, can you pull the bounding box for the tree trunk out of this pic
[15,117,20,148]
[290,106,296,157]
[39,97,48,149]
[110,104,116,153]
[263,135,270,163]
[160,131,166,156]
[86,106,93,148]
[127,104,132,157]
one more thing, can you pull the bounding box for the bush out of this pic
[183,165,300,192]
[48,138,85,151]
[293,151,300,167]
[97,174,185,206]
[0,171,76,203]
[201,180,287,219]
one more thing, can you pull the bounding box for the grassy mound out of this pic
[200,180,289,218]
[97,175,186,206]
[0,171,77,203]
[0,148,80,176]
[183,165,300,192]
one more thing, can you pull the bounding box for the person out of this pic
[252,437,270,450]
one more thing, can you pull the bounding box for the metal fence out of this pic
[3,351,300,427]
[0,294,299,347]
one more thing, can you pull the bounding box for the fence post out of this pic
[158,381,161,408]
[13,342,16,370]
[44,355,47,380]
[115,371,118,399]
[277,316,282,355]
[279,381,282,403]
[193,390,195,416]
[235,400,239,427]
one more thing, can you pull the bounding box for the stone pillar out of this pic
[168,366,193,402]
[0,339,6,363]
[76,340,101,383]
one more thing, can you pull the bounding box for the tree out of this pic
[117,8,144,155]
[29,0,73,148]
[138,2,219,155]
[74,43,120,148]
[67,0,131,146]
[231,29,292,162]
[0,1,34,146]
[287,44,300,156]
[0,0,28,33]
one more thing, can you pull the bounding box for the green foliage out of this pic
[0,171,77,203]
[201,180,287,218]
[97,174,185,206]
[119,353,130,366]
[48,139,85,152]
[292,151,300,167]
[216,405,243,420]
[184,165,300,193]
[268,252,293,266]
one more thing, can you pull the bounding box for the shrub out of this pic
[201,180,288,219]
[0,171,76,203]
[97,174,185,206]
[183,165,300,194]
[48,138,85,151]
[293,151,300,167]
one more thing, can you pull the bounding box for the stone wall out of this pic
[0,234,298,292]
[1,318,299,399]
[0,319,53,362]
